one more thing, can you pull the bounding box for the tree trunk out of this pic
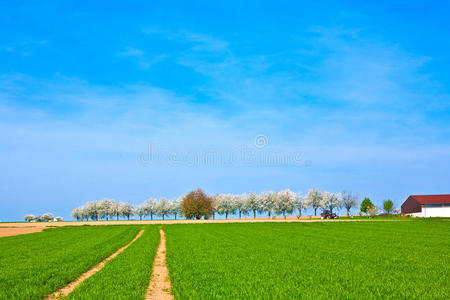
[174,213,177,220]
[151,213,153,220]
[314,207,317,216]
[268,210,271,217]
[127,215,130,220]
[163,215,165,220]
[239,211,241,219]
[140,215,142,220]
[346,208,350,216]
[298,208,301,217]
[212,213,215,220]
[225,212,228,219]
[283,210,286,219]
[253,209,256,219]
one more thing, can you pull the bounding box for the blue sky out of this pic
[1,1,450,221]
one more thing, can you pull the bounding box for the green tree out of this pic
[383,199,394,214]
[360,197,374,214]
[181,188,213,219]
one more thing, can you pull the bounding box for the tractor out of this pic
[320,209,339,219]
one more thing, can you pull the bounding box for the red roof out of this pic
[409,195,450,204]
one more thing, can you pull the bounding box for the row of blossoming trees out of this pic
[71,188,359,221]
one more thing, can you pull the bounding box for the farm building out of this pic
[401,195,450,217]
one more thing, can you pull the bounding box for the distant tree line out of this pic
[71,198,180,221]
[24,213,63,222]
[69,188,402,221]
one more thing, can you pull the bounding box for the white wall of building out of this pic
[410,211,424,217]
[422,205,450,217]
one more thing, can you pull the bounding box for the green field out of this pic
[0,225,140,299]
[164,221,450,299]
[67,226,160,299]
[1,220,449,299]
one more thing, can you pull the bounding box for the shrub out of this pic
[181,189,213,219]
[383,199,394,213]
[360,198,374,214]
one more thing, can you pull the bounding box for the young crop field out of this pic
[1,220,449,299]
[67,225,160,299]
[164,220,450,299]
[0,225,141,299]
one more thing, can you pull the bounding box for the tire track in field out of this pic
[45,229,144,300]
[145,229,173,300]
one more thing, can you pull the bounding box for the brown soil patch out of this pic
[145,229,173,300]
[0,226,44,238]
[1,217,404,230]
[45,229,144,300]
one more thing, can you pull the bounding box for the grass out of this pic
[339,215,450,220]
[339,215,407,219]
[67,226,160,299]
[0,225,140,299]
[164,220,450,299]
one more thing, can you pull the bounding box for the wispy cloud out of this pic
[142,28,229,52]
[301,26,438,106]
[117,46,166,69]
[2,17,450,220]
[2,39,46,56]
[183,32,229,52]
[2,73,449,205]
[117,46,144,57]
[124,25,449,157]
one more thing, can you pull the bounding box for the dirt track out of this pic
[0,217,402,238]
[3,217,320,229]
[145,229,173,300]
